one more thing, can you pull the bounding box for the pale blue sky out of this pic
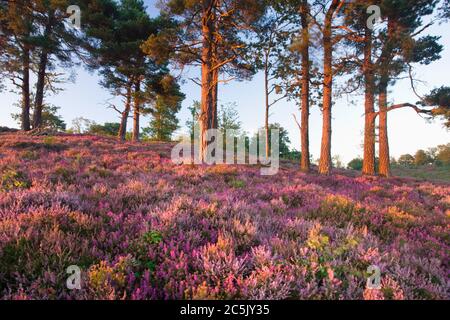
[0,0,449,163]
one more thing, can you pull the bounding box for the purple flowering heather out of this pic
[0,134,448,300]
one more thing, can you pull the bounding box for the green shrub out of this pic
[347,158,363,171]
[22,150,39,160]
[43,136,57,146]
[0,169,31,191]
[142,230,163,245]
[229,179,246,188]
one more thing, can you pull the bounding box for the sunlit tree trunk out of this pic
[21,44,31,131]
[212,66,219,129]
[33,11,54,130]
[378,80,391,177]
[378,19,394,177]
[118,83,132,141]
[199,0,216,161]
[132,81,141,142]
[33,51,48,129]
[264,56,270,158]
[319,0,340,175]
[300,0,310,172]
[362,23,376,176]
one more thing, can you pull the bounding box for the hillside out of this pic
[0,133,448,300]
[392,165,450,183]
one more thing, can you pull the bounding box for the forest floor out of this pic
[0,133,448,300]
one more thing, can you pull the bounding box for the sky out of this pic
[0,0,449,164]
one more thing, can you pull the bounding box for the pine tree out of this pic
[86,0,179,142]
[424,86,450,128]
[374,0,442,177]
[250,1,298,159]
[338,1,381,176]
[142,75,184,141]
[31,0,83,129]
[0,0,35,131]
[142,0,265,161]
[316,0,344,175]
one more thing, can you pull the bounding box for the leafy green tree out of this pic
[39,105,66,131]
[398,154,415,167]
[142,77,184,141]
[414,150,431,166]
[251,123,291,158]
[186,101,201,141]
[435,143,450,166]
[88,123,121,136]
[12,102,66,131]
[218,103,242,133]
[348,158,363,171]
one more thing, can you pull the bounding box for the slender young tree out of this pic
[298,0,312,172]
[250,4,293,158]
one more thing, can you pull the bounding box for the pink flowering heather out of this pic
[0,133,448,300]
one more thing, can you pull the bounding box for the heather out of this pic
[0,133,448,300]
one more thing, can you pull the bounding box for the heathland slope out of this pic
[0,134,448,299]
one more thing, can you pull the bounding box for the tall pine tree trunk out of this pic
[21,44,31,131]
[211,9,219,131]
[300,0,310,172]
[362,24,376,176]
[319,1,339,175]
[264,58,270,158]
[377,19,394,177]
[33,50,48,129]
[378,81,391,177]
[118,83,132,141]
[212,67,218,129]
[33,12,54,129]
[199,0,216,161]
[132,81,141,143]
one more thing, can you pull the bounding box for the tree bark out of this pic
[21,44,31,131]
[300,0,310,172]
[212,66,219,129]
[132,81,141,143]
[377,19,395,177]
[33,11,54,129]
[118,83,132,141]
[33,50,48,129]
[199,0,216,161]
[378,81,391,177]
[362,23,376,176]
[264,58,270,158]
[318,0,340,175]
